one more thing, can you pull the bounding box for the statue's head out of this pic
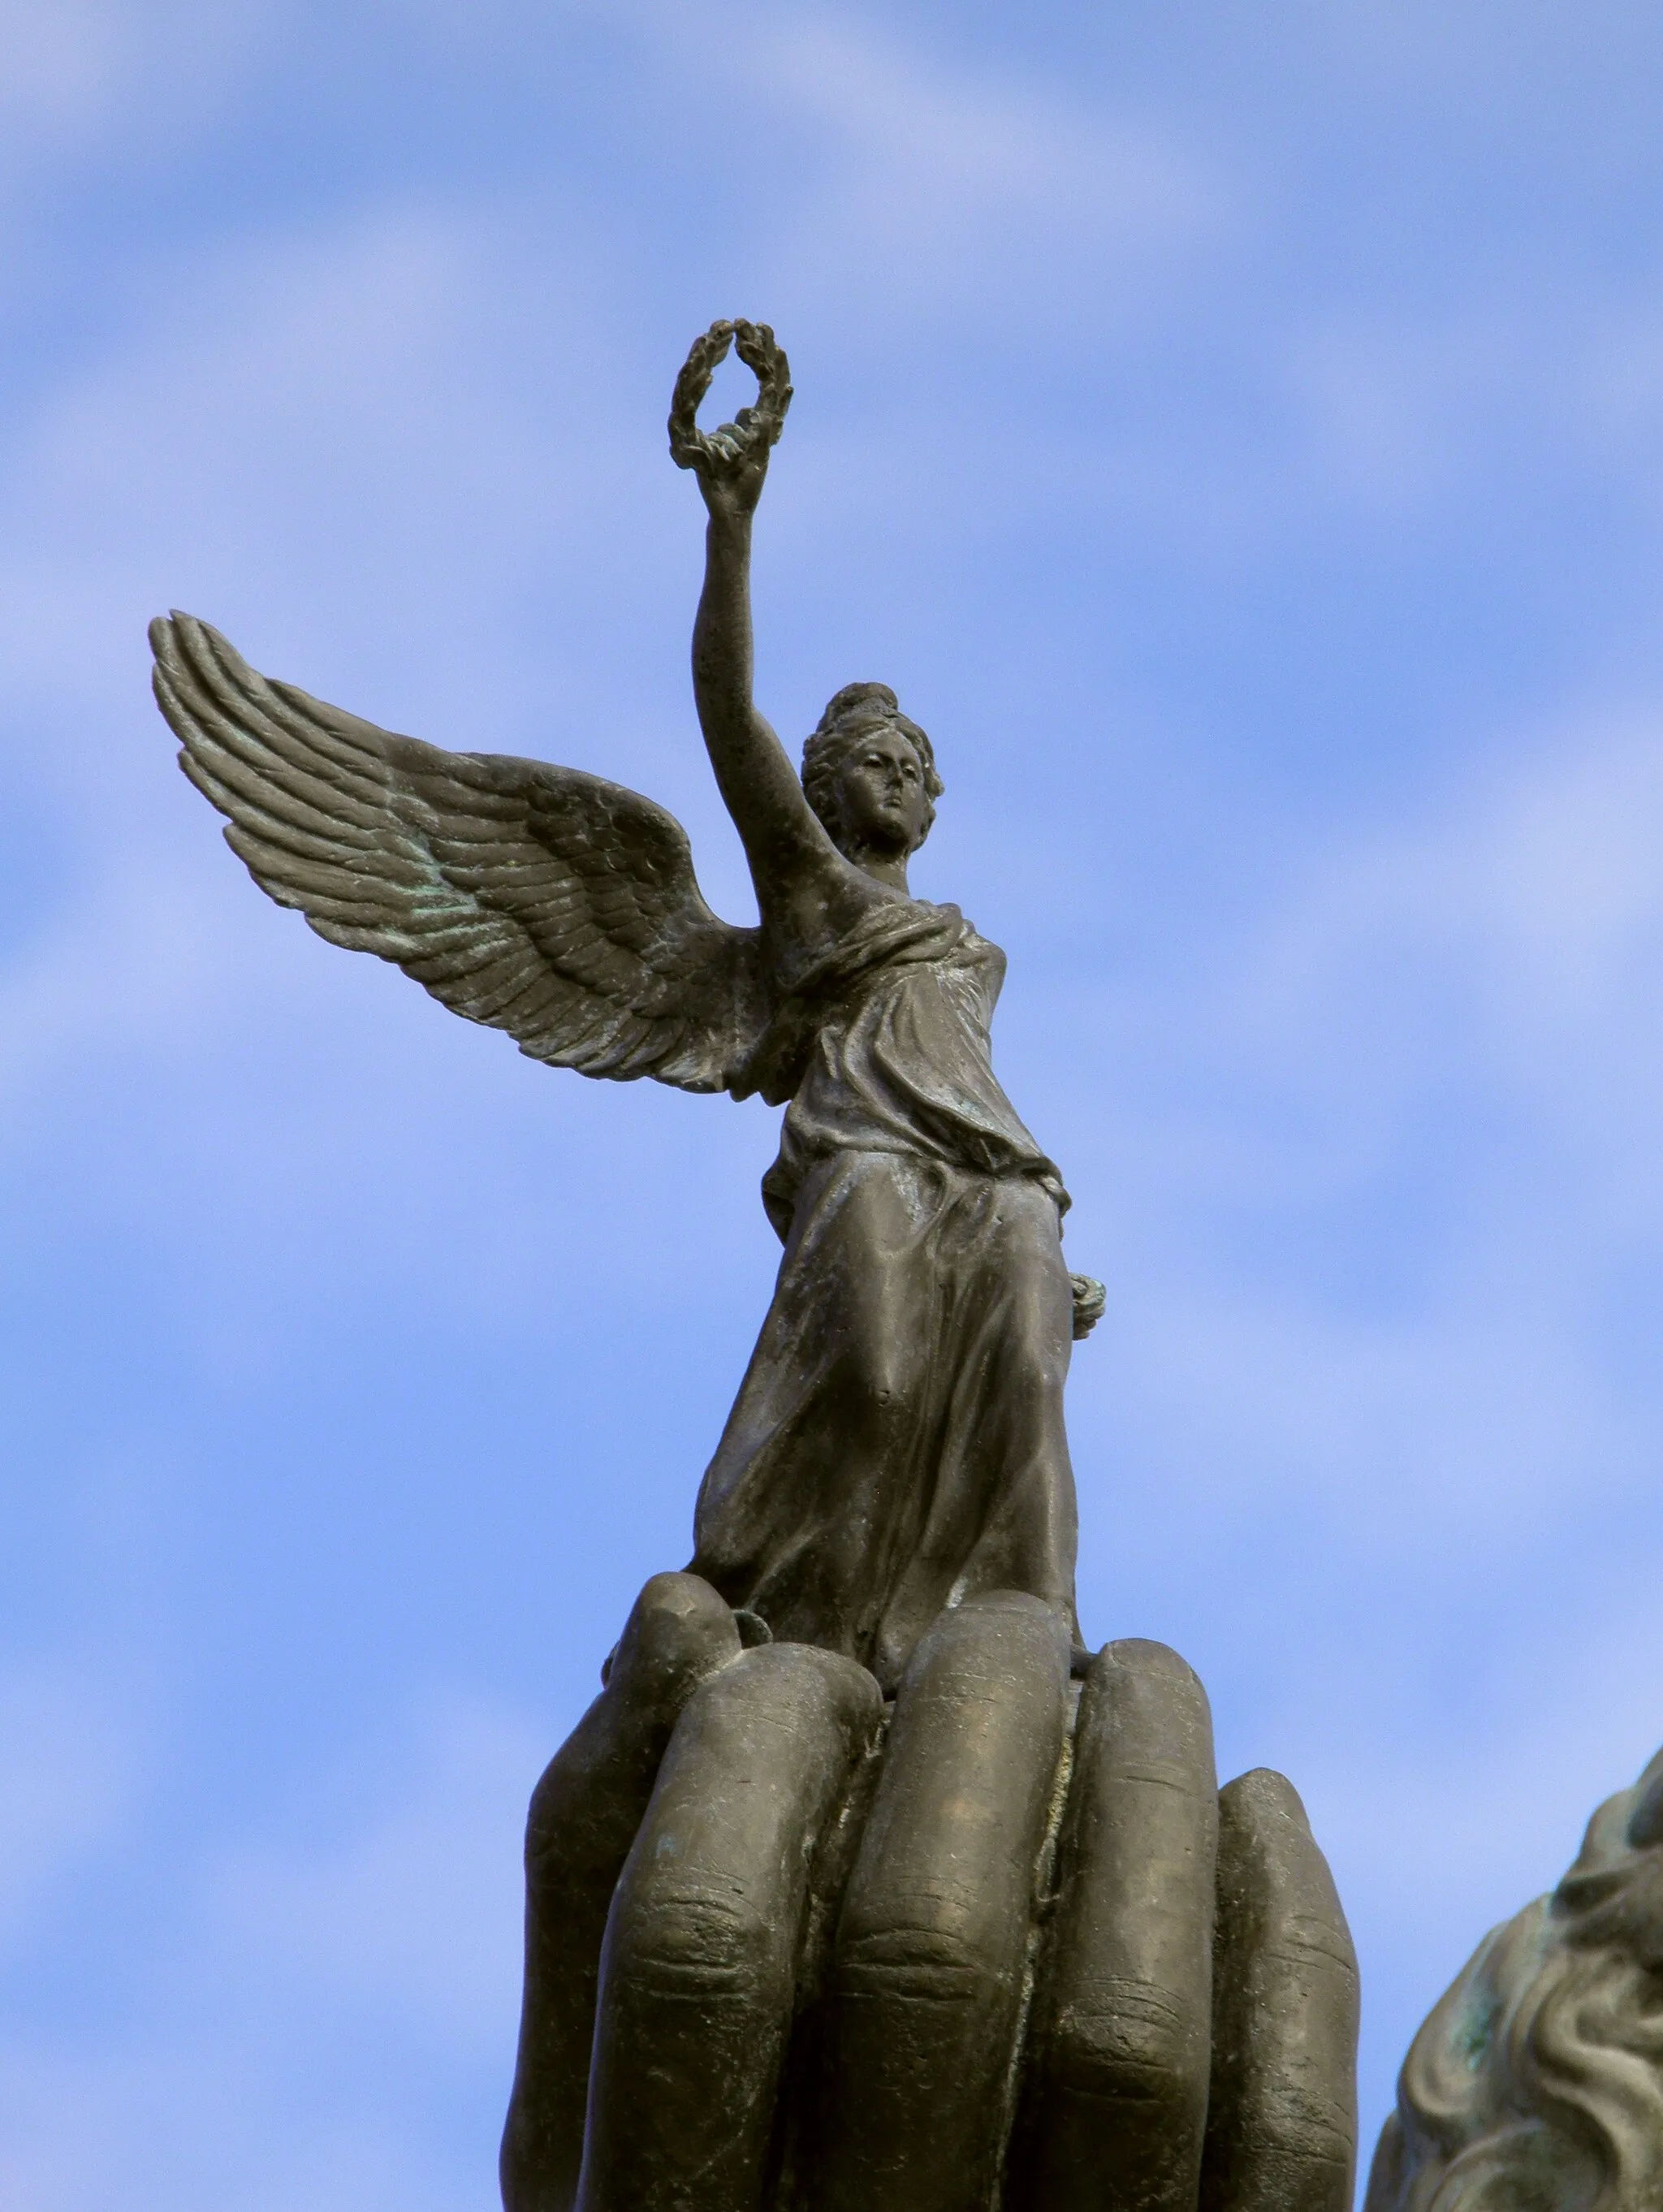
[1366,1741,1663,2212]
[802,683,943,864]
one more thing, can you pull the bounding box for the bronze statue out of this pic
[150,318,1099,1692]
[1367,1738,1663,2212]
[151,322,1360,2212]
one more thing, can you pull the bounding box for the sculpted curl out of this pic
[1367,1742,1663,2212]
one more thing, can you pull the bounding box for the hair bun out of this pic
[814,681,901,734]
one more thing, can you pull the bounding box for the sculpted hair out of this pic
[801,682,944,854]
[1367,1754,1663,2212]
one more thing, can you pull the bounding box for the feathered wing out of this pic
[151,613,768,1092]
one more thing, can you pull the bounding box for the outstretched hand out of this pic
[502,1575,1358,2212]
[669,318,793,522]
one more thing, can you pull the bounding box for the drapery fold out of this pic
[689,901,1080,1691]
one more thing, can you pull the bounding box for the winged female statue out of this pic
[151,318,1100,1691]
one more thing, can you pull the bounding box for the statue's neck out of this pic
[837,841,910,894]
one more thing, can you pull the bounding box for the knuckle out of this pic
[1043,1977,1207,2111]
[612,1885,775,2001]
[834,1917,995,2007]
[1249,2082,1355,2160]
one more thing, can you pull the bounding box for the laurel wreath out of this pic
[667,318,794,473]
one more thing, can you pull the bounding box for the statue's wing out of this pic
[151,613,767,1093]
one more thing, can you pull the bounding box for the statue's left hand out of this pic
[501,1575,1359,2212]
[669,318,793,521]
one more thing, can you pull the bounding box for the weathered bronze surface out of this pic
[1367,1740,1663,2212]
[152,320,1361,2211]
[151,318,1096,1695]
[501,1571,1359,2212]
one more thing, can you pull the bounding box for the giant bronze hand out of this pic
[501,1577,1360,2212]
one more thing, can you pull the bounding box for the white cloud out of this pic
[1284,311,1526,512]
[0,197,659,1117]
[0,862,235,1112]
[1281,277,1663,529]
[1313,1589,1663,2169]
[0,1688,543,2212]
[747,13,1215,247]
[1320,1588,1663,1926]
[0,1657,153,1947]
[197,1691,540,2050]
[568,0,1225,327]
[0,2037,465,2212]
[0,203,566,712]
[0,1,273,189]
[1226,708,1663,1214]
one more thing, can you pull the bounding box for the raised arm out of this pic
[670,323,833,899]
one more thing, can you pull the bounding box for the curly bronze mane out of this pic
[1367,1746,1663,2212]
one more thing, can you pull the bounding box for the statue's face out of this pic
[831,730,931,857]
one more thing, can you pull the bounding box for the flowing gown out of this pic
[688,896,1082,1693]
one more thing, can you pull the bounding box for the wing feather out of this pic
[158,661,394,827]
[152,613,767,1090]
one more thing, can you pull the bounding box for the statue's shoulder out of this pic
[938,911,1005,977]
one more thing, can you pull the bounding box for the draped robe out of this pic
[689,898,1082,1693]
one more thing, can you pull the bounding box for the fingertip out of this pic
[1091,1634,1208,1693]
[1220,1763,1308,1834]
[605,1570,742,1714]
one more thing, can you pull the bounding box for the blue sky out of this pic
[5,2,1663,2203]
